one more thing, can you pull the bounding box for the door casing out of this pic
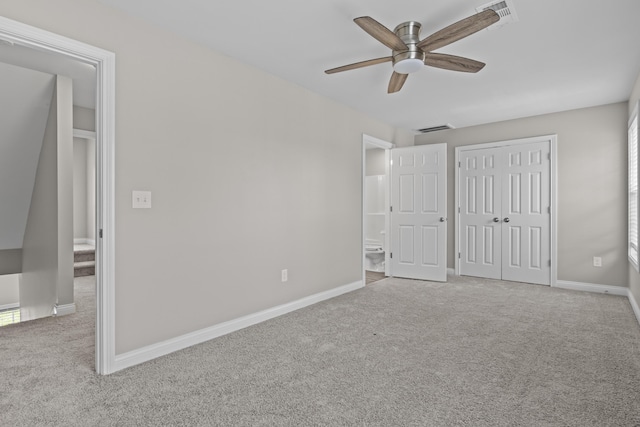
[0,16,117,375]
[454,135,558,286]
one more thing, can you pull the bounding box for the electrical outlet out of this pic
[593,257,602,267]
[281,269,288,282]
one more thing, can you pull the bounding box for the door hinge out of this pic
[390,206,393,212]
[458,161,461,168]
[458,207,461,213]
[99,229,103,238]
[458,252,461,259]
[547,152,551,160]
[547,206,551,214]
[390,253,393,259]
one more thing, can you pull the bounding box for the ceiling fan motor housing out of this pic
[392,21,425,73]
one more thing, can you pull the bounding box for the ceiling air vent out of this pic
[476,0,519,28]
[417,124,454,134]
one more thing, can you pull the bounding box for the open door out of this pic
[390,144,447,281]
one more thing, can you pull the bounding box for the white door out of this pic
[459,147,502,280]
[391,144,447,281]
[501,142,551,284]
[459,141,551,285]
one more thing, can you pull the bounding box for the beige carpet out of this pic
[1,274,640,426]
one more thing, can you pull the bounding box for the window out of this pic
[629,103,639,270]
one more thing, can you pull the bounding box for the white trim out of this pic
[550,138,558,286]
[73,129,97,140]
[363,134,394,150]
[0,16,117,375]
[362,134,393,284]
[113,280,364,372]
[74,238,96,246]
[554,280,628,296]
[454,134,558,286]
[0,303,19,311]
[628,102,639,272]
[55,303,76,316]
[555,280,640,327]
[629,290,640,326]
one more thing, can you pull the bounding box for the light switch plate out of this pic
[132,191,152,208]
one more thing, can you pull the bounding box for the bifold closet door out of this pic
[459,141,551,285]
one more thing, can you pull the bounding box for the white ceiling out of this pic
[97,0,640,131]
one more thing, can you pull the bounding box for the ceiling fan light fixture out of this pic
[393,58,423,74]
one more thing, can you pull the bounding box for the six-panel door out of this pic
[391,144,447,282]
[458,141,551,285]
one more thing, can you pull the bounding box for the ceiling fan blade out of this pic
[417,9,499,52]
[388,72,408,94]
[354,17,408,51]
[325,57,392,74]
[424,53,486,73]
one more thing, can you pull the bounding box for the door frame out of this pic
[362,134,393,284]
[0,16,117,374]
[454,135,558,285]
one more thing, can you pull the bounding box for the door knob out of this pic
[504,217,510,223]
[493,217,500,223]
[440,217,446,222]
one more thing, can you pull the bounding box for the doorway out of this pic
[362,137,449,284]
[455,135,558,285]
[0,16,116,374]
[362,135,393,285]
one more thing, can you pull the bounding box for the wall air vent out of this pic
[476,0,519,28]
[417,124,454,134]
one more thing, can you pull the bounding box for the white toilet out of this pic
[365,239,385,272]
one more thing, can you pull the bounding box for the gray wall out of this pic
[365,148,385,176]
[629,72,640,303]
[1,0,414,354]
[0,274,19,308]
[415,102,628,287]
[73,137,88,240]
[21,76,74,320]
[73,106,97,242]
[0,249,22,275]
[73,136,96,242]
[86,137,96,242]
[73,106,96,132]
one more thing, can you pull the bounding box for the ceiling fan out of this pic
[325,9,500,93]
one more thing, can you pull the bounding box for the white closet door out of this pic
[459,148,502,280]
[501,142,551,285]
[458,141,551,285]
[391,144,447,281]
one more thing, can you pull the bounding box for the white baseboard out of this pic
[0,302,19,311]
[629,290,640,327]
[55,303,76,316]
[555,280,640,326]
[74,238,96,246]
[113,280,364,373]
[554,280,628,296]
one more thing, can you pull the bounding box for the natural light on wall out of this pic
[629,102,639,271]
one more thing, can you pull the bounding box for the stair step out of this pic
[74,260,95,277]
[74,249,95,263]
